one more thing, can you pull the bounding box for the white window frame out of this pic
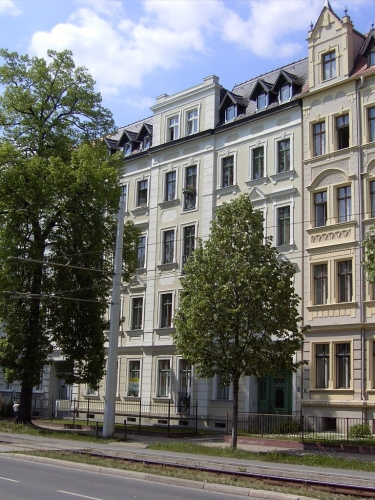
[186,108,199,136]
[85,384,98,397]
[160,227,176,265]
[155,357,172,398]
[135,176,149,208]
[164,169,178,202]
[180,221,198,271]
[167,114,180,141]
[256,92,268,111]
[274,133,293,174]
[217,149,237,189]
[136,233,147,269]
[182,160,200,211]
[271,190,295,248]
[177,357,193,398]
[158,290,175,328]
[120,182,129,212]
[279,83,291,103]
[213,374,233,400]
[249,141,267,181]
[124,142,131,157]
[225,104,236,122]
[321,49,337,81]
[130,295,144,330]
[126,358,142,397]
[143,135,151,150]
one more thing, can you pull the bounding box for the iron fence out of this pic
[227,412,375,443]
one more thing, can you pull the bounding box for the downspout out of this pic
[356,75,365,412]
[300,98,305,415]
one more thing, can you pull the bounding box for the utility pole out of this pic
[102,189,126,437]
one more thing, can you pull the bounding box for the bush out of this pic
[348,423,373,439]
[275,419,302,435]
[0,401,14,419]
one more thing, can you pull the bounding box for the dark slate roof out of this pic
[227,57,309,121]
[350,30,375,78]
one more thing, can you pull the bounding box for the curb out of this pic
[4,453,317,500]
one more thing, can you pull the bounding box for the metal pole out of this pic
[103,190,126,438]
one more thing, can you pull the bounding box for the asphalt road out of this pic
[0,455,263,500]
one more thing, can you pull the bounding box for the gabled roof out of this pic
[249,79,274,100]
[136,122,153,141]
[219,91,248,110]
[273,70,304,90]
[309,0,342,35]
[350,29,375,78]
[360,29,375,56]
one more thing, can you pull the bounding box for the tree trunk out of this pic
[19,385,33,423]
[231,377,239,448]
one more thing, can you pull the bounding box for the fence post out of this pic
[301,414,304,442]
[73,399,76,427]
[124,419,127,439]
[51,396,54,422]
[96,421,99,438]
[139,398,142,432]
[195,401,198,434]
[226,412,228,436]
[261,413,264,438]
[87,399,90,426]
[346,417,349,444]
[167,399,171,437]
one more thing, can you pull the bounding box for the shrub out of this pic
[275,419,302,435]
[348,423,372,439]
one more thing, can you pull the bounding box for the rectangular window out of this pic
[158,359,171,397]
[165,171,176,201]
[217,375,229,400]
[371,181,375,217]
[183,225,195,264]
[184,165,197,210]
[337,186,351,222]
[225,105,236,122]
[277,139,290,173]
[314,264,328,305]
[336,343,350,388]
[252,146,264,179]
[314,191,327,227]
[222,156,234,187]
[338,260,352,302]
[143,136,151,150]
[168,116,179,141]
[121,184,127,209]
[336,114,349,149]
[277,206,290,246]
[160,293,173,328]
[313,122,326,156]
[163,230,175,264]
[137,236,146,268]
[369,49,375,67]
[322,51,336,80]
[124,142,131,157]
[316,344,329,388]
[132,297,143,330]
[187,109,198,135]
[179,360,191,395]
[128,360,140,397]
[369,107,375,142]
[279,83,290,102]
[86,384,97,396]
[257,93,267,110]
[137,180,148,206]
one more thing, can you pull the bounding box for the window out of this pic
[183,225,195,264]
[5,381,13,391]
[338,260,352,302]
[143,136,151,150]
[369,107,375,142]
[314,191,327,227]
[187,109,198,135]
[184,165,197,210]
[179,360,191,395]
[160,293,173,328]
[277,139,290,173]
[137,236,146,268]
[316,344,329,388]
[322,51,336,80]
[336,114,349,149]
[279,83,290,103]
[128,360,140,397]
[252,146,264,179]
[222,156,234,187]
[225,105,236,122]
[257,93,267,110]
[165,171,176,201]
[368,47,375,67]
[33,372,44,392]
[336,343,350,388]
[132,297,143,330]
[137,180,148,206]
[337,186,351,222]
[157,359,171,397]
[168,116,179,141]
[124,142,131,157]
[313,122,326,156]
[314,264,328,305]
[371,181,375,217]
[163,230,175,264]
[217,375,229,400]
[277,206,290,246]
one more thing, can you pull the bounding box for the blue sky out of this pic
[0,0,373,128]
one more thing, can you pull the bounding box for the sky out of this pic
[0,0,374,128]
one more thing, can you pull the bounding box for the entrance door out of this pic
[257,370,292,414]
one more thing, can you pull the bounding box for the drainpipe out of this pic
[356,75,365,413]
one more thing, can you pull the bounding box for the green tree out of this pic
[0,49,138,423]
[363,226,375,284]
[173,195,307,447]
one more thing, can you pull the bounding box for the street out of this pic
[0,455,259,500]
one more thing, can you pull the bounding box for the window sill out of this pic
[159,198,180,209]
[270,170,294,184]
[306,219,356,234]
[123,396,141,400]
[307,302,356,310]
[152,397,172,402]
[216,184,238,197]
[245,177,268,188]
[84,394,100,399]
[182,206,198,213]
[157,262,178,272]
[132,205,149,216]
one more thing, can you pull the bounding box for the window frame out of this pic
[314,190,327,227]
[336,113,350,150]
[159,292,174,328]
[225,104,236,122]
[165,170,177,202]
[337,260,353,303]
[315,343,330,389]
[124,142,132,157]
[368,107,375,143]
[370,180,375,218]
[127,359,141,397]
[183,164,198,210]
[277,205,291,246]
[186,108,198,135]
[136,178,149,207]
[335,342,351,389]
[143,135,151,150]
[136,235,146,269]
[156,358,171,398]
[277,138,291,173]
[256,92,268,110]
[322,50,336,81]
[131,296,144,330]
[221,155,234,188]
[337,185,351,223]
[279,83,291,103]
[162,228,175,264]
[182,223,196,270]
[312,121,326,157]
[252,146,265,180]
[168,115,179,141]
[368,47,375,67]
[313,263,328,305]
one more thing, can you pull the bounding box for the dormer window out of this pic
[225,105,236,122]
[322,51,336,80]
[124,142,132,157]
[257,93,267,110]
[369,46,375,67]
[279,83,290,103]
[143,136,151,150]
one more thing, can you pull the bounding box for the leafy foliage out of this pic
[363,227,375,284]
[173,194,307,446]
[348,423,372,439]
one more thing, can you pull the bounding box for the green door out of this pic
[257,370,292,414]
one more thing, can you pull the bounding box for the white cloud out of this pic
[0,0,21,16]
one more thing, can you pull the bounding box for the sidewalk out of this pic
[0,428,374,499]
